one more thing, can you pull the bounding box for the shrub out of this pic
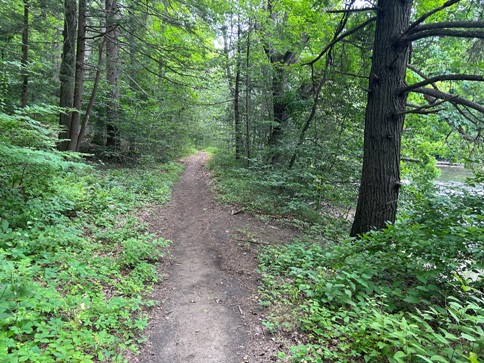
[258,187,483,362]
[0,110,183,361]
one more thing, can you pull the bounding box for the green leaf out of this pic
[469,352,479,363]
[393,351,407,361]
[415,355,434,363]
[432,333,449,345]
[403,295,421,304]
[416,274,428,284]
[461,333,476,342]
[1,220,8,232]
[429,355,450,362]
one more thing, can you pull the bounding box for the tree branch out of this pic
[406,97,457,111]
[399,107,446,115]
[454,104,479,126]
[410,21,484,32]
[399,97,457,115]
[401,157,422,163]
[413,87,484,114]
[305,16,377,66]
[404,0,460,34]
[400,74,484,94]
[403,29,484,42]
[407,64,438,89]
[327,7,379,14]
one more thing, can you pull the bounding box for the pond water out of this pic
[435,165,484,196]
[436,165,474,183]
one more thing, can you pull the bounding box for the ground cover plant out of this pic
[0,110,183,362]
[257,186,484,362]
[208,148,483,362]
[206,150,354,240]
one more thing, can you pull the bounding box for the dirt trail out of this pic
[135,152,297,363]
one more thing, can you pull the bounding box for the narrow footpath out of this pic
[134,152,297,363]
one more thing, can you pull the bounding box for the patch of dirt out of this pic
[132,152,299,363]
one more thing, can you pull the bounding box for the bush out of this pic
[258,187,483,362]
[207,150,353,237]
[0,108,183,361]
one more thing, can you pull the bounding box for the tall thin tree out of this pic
[58,0,77,150]
[68,0,86,151]
[20,0,30,108]
[105,0,121,152]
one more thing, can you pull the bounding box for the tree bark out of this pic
[245,25,251,165]
[58,0,77,151]
[76,37,106,151]
[68,0,86,151]
[234,23,243,160]
[105,0,121,152]
[21,0,29,108]
[350,0,412,237]
[267,63,289,164]
[262,0,297,164]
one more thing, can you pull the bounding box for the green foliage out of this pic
[0,114,183,361]
[258,187,483,362]
[207,149,354,238]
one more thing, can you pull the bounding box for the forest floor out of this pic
[131,151,299,363]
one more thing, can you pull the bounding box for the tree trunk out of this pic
[68,0,86,151]
[267,63,289,163]
[262,0,298,164]
[58,0,77,151]
[105,0,121,152]
[245,25,251,165]
[234,23,243,160]
[350,0,412,236]
[21,0,29,108]
[222,24,234,96]
[76,37,105,151]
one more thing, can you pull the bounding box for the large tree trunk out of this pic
[105,0,121,152]
[21,0,29,108]
[58,0,77,151]
[68,0,86,151]
[350,0,412,237]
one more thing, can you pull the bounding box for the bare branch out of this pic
[305,16,377,66]
[454,104,479,126]
[405,0,460,34]
[407,97,457,110]
[400,74,484,94]
[327,7,379,14]
[407,64,438,89]
[403,29,484,42]
[411,21,484,32]
[399,97,457,115]
[401,157,422,163]
[457,125,478,142]
[399,107,446,115]
[413,87,484,114]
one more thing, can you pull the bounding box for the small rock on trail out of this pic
[134,152,297,363]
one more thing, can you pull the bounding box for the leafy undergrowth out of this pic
[0,151,183,361]
[206,150,353,240]
[205,148,483,363]
[259,189,484,363]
